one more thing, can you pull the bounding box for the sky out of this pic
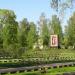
[0,0,75,31]
[0,0,52,22]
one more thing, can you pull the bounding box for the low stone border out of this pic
[0,62,75,75]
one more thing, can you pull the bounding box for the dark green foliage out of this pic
[65,12,75,48]
[27,22,37,49]
[0,9,19,58]
[19,18,29,48]
[42,22,49,46]
[0,24,3,48]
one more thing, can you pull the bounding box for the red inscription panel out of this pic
[51,35,58,47]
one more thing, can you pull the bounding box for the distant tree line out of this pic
[0,9,75,58]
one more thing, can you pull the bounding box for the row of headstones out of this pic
[0,57,74,63]
[24,57,75,61]
[0,63,75,75]
[0,59,22,63]
[25,53,75,58]
[0,55,75,63]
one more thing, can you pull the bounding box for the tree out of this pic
[50,15,63,47]
[51,0,73,11]
[39,13,50,47]
[3,22,18,57]
[66,12,75,48]
[27,22,37,49]
[0,9,19,57]
[0,9,16,23]
[19,18,29,49]
[50,0,74,20]
[0,23,3,48]
[0,9,16,49]
[64,26,69,48]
